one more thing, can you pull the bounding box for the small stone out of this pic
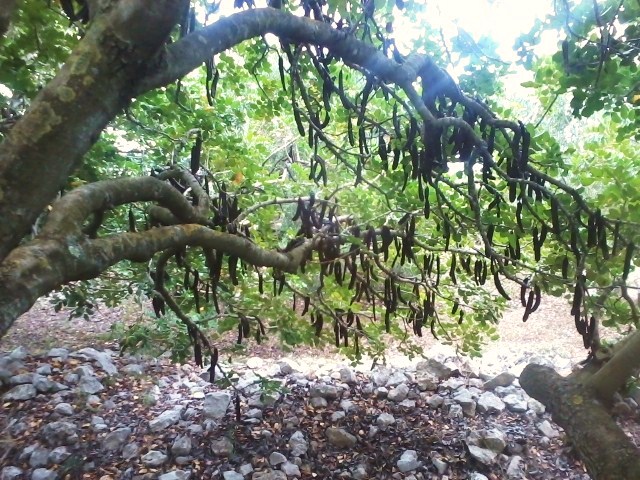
[385,371,408,387]
[33,376,57,393]
[85,395,101,407]
[30,468,57,480]
[432,456,448,475]
[280,461,301,477]
[36,364,52,376]
[527,399,545,415]
[376,413,395,428]
[251,470,287,480]
[122,443,140,460]
[74,348,117,375]
[123,364,144,375]
[77,376,104,395]
[397,450,421,473]
[3,384,36,401]
[339,367,357,384]
[468,473,489,480]
[289,431,308,457]
[244,408,263,420]
[467,445,498,465]
[53,403,74,417]
[149,408,182,432]
[477,392,506,414]
[387,383,409,402]
[325,427,357,448]
[399,399,416,409]
[10,346,28,360]
[537,420,560,439]
[309,383,338,400]
[48,446,70,464]
[330,411,346,422]
[371,368,390,386]
[29,446,51,468]
[10,373,34,386]
[425,394,444,408]
[448,404,463,419]
[415,373,438,391]
[415,358,455,380]
[141,450,167,467]
[46,348,69,360]
[204,392,232,419]
[1,466,23,480]
[269,452,287,466]
[503,394,528,413]
[351,465,367,480]
[310,397,328,408]
[102,428,132,452]
[40,421,78,446]
[211,437,234,456]
[375,387,388,399]
[239,463,254,475]
[222,472,243,480]
[158,470,191,480]
[483,372,516,390]
[506,455,523,478]
[172,436,192,457]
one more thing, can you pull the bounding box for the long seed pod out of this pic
[128,207,136,233]
[522,291,535,322]
[209,348,218,383]
[531,284,542,312]
[314,314,324,337]
[520,283,527,308]
[278,56,287,91]
[561,256,569,279]
[237,323,243,344]
[379,134,388,170]
[493,271,510,300]
[229,256,239,285]
[190,134,202,174]
[449,253,457,284]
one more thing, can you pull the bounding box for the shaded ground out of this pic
[0,293,638,480]
[1,290,607,375]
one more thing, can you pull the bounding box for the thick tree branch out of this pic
[0,0,186,262]
[0,0,17,41]
[0,224,320,339]
[41,176,207,237]
[585,329,640,402]
[136,8,432,95]
[521,363,640,480]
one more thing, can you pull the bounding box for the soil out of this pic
[0,291,607,375]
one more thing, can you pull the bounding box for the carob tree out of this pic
[0,1,639,478]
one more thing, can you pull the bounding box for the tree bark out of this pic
[0,0,186,262]
[0,0,17,41]
[520,363,640,480]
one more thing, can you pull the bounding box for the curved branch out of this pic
[41,176,208,237]
[136,8,431,95]
[0,224,321,339]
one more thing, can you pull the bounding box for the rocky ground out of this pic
[1,297,639,480]
[3,341,631,480]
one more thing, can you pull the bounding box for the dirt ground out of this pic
[0,289,615,376]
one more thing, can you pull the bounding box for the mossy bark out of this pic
[521,363,640,480]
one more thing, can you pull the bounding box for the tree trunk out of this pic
[0,0,17,40]
[520,363,640,480]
